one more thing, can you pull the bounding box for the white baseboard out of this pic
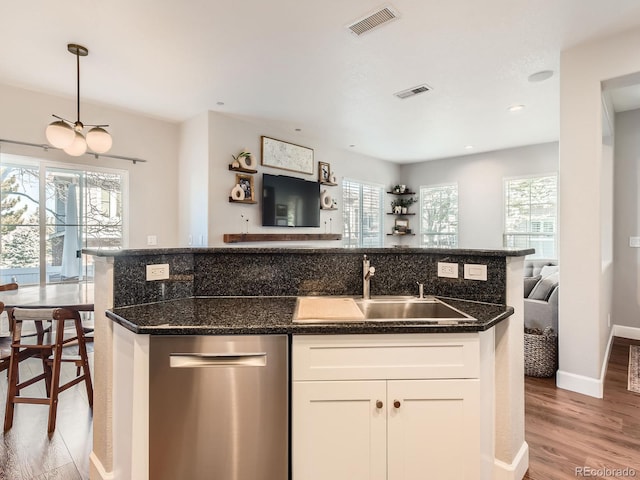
[493,442,529,480]
[613,324,640,341]
[556,369,604,398]
[556,325,640,398]
[90,452,115,480]
[556,327,617,399]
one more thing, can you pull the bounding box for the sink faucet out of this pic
[416,282,425,299]
[363,255,375,299]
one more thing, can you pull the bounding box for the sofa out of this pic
[523,259,559,332]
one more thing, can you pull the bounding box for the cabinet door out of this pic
[293,380,387,480]
[387,379,481,480]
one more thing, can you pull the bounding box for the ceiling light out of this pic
[45,44,112,156]
[507,104,525,112]
[528,70,554,83]
[464,145,474,149]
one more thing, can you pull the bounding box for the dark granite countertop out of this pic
[106,296,514,335]
[85,246,534,257]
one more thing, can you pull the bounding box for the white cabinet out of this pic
[292,333,494,480]
[293,380,387,480]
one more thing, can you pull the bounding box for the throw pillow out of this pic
[539,265,559,278]
[524,274,542,297]
[529,272,559,301]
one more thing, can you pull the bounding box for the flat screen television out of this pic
[262,173,320,227]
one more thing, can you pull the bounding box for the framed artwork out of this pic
[318,161,331,183]
[394,218,409,232]
[261,136,314,174]
[236,173,255,201]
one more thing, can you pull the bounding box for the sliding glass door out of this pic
[0,154,126,286]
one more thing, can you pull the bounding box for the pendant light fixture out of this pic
[45,43,112,156]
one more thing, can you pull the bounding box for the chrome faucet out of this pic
[416,282,425,299]
[363,255,375,299]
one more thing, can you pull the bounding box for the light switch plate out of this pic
[464,264,487,281]
[146,263,169,281]
[437,262,458,278]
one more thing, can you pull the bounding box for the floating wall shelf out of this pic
[223,233,342,243]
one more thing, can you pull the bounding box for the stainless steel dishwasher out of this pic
[148,334,289,480]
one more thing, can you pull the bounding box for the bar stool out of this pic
[4,307,93,434]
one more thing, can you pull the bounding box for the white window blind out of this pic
[503,175,557,258]
[342,179,383,247]
[420,184,458,247]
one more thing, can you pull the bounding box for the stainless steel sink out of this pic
[292,295,476,323]
[354,296,472,322]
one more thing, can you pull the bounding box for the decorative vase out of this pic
[231,184,245,201]
[231,160,240,169]
[402,207,408,214]
[394,205,402,214]
[239,154,255,170]
[320,190,332,209]
[330,173,337,184]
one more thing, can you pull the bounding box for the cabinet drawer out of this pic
[293,333,480,380]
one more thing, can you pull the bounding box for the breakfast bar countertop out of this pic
[106,295,514,335]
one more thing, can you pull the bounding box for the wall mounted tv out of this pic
[262,173,320,227]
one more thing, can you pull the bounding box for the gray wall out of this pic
[613,108,640,329]
[399,142,559,249]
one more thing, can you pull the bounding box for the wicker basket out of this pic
[524,326,558,377]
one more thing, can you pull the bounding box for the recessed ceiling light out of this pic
[464,145,474,149]
[295,128,302,132]
[507,104,525,112]
[216,101,225,106]
[528,70,554,83]
[349,144,356,147]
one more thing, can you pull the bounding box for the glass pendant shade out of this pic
[86,127,113,153]
[45,120,75,148]
[63,131,88,156]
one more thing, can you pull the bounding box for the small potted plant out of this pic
[399,197,417,214]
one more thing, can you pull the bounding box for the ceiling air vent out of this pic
[347,5,399,36]
[394,84,432,99]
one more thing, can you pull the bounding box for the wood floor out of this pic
[0,337,637,479]
[524,336,640,480]
[0,349,93,480]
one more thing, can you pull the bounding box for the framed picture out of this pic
[261,136,314,174]
[318,161,331,183]
[236,173,255,201]
[394,218,409,232]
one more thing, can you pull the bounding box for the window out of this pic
[420,184,458,247]
[342,179,383,247]
[0,153,127,285]
[504,175,557,258]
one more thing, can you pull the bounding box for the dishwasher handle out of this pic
[169,352,267,368]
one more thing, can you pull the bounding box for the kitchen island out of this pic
[86,247,531,480]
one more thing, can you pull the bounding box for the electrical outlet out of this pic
[464,264,487,281]
[437,262,458,278]
[630,237,640,248]
[146,263,169,281]
[147,235,158,246]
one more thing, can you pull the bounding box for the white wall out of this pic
[205,111,400,247]
[178,112,209,247]
[613,108,640,329]
[0,83,180,249]
[400,143,558,249]
[558,26,640,397]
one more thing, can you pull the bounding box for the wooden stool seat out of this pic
[4,307,93,434]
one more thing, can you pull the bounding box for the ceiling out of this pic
[3,0,640,163]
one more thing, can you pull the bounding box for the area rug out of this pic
[629,345,640,394]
